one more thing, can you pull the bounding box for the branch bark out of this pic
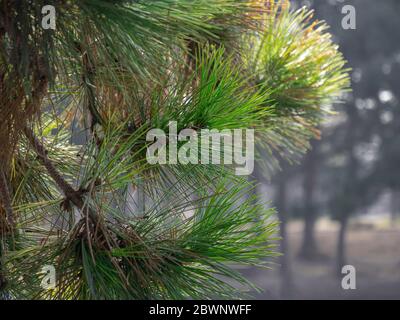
[23,126,84,210]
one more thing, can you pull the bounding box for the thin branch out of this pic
[23,126,84,210]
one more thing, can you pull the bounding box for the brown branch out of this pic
[0,168,14,229]
[23,126,84,210]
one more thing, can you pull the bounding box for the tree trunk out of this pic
[390,190,399,227]
[276,175,293,298]
[248,164,262,222]
[334,106,358,276]
[299,141,320,260]
[300,212,318,259]
[336,216,348,276]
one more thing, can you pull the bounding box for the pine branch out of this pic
[23,126,84,210]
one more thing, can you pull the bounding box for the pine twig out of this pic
[23,126,84,210]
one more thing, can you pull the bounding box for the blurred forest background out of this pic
[245,0,400,299]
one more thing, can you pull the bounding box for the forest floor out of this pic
[242,217,400,300]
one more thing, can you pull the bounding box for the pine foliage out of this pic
[0,0,349,299]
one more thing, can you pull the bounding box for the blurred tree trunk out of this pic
[248,164,263,222]
[299,140,320,260]
[276,173,293,298]
[336,216,348,276]
[335,106,358,276]
[390,190,400,226]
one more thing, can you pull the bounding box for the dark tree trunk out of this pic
[390,190,400,227]
[299,141,320,260]
[333,106,358,276]
[336,216,348,276]
[276,175,293,298]
[300,211,318,259]
[248,164,262,221]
